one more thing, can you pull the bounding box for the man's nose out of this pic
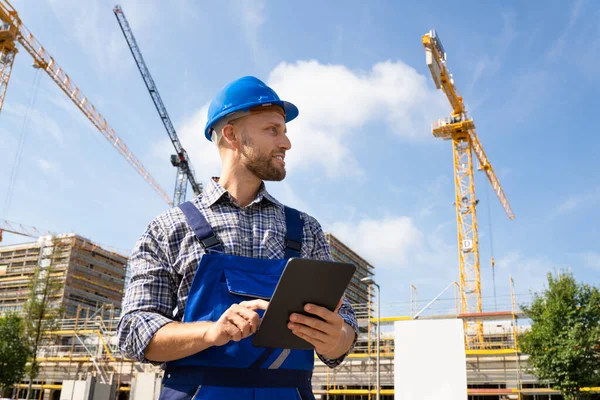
[280,132,292,151]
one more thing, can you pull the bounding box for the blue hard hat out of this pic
[204,76,299,141]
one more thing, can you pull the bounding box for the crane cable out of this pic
[485,183,498,311]
[2,68,42,218]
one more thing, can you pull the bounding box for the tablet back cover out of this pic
[252,258,356,350]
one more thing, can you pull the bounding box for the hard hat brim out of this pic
[204,100,298,141]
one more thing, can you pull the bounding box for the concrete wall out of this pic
[59,377,116,400]
[130,373,162,400]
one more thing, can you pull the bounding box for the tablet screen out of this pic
[252,258,356,350]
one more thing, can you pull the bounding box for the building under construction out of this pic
[4,231,597,399]
[0,234,128,318]
[0,231,379,399]
[6,295,590,400]
[325,233,374,307]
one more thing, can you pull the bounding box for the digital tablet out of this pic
[252,257,356,350]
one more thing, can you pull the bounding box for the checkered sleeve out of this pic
[304,214,359,368]
[117,219,177,363]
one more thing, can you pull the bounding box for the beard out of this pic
[240,131,286,181]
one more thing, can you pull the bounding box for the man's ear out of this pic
[221,124,240,150]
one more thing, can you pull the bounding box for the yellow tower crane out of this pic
[0,0,172,205]
[422,29,515,347]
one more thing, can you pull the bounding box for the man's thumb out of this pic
[334,297,343,313]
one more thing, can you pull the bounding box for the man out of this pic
[118,76,358,400]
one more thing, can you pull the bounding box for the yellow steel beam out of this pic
[14,383,62,390]
[71,274,123,294]
[36,357,91,362]
[315,352,394,360]
[466,349,517,355]
[327,389,395,395]
[324,388,600,395]
[372,316,411,323]
[47,329,97,335]
[315,349,518,360]
[96,329,116,361]
[0,275,32,282]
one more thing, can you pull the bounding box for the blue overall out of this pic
[159,201,316,400]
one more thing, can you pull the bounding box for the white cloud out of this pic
[44,0,160,75]
[545,0,584,62]
[495,251,555,294]
[168,59,446,180]
[551,188,600,217]
[581,251,600,271]
[267,182,312,216]
[468,10,517,92]
[235,0,266,65]
[37,159,57,174]
[3,102,64,146]
[267,60,448,177]
[0,127,17,152]
[329,216,423,269]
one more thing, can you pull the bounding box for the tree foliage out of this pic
[0,313,30,391]
[520,270,600,400]
[22,238,65,399]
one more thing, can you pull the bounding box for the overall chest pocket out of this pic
[222,269,281,300]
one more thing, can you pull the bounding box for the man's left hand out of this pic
[288,298,348,358]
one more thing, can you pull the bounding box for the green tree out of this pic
[520,270,600,400]
[22,238,65,400]
[0,313,30,394]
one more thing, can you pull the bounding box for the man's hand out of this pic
[288,298,351,358]
[205,299,269,347]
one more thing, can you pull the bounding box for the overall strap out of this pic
[284,206,303,259]
[179,201,224,253]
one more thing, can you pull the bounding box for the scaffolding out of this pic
[9,304,147,400]
[0,234,128,317]
[313,279,599,400]
[7,283,600,399]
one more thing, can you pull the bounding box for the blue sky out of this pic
[1,0,598,317]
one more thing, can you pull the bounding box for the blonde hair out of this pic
[209,105,285,148]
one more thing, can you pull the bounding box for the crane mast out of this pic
[422,29,514,347]
[0,0,172,206]
[113,5,202,206]
[0,10,17,114]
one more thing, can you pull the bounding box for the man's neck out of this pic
[217,166,262,208]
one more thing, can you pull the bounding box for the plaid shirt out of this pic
[118,178,358,368]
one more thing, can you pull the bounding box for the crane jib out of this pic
[113,5,202,204]
[0,0,173,205]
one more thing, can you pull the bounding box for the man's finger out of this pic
[291,329,326,348]
[290,313,334,336]
[303,303,338,322]
[240,299,269,311]
[289,322,329,343]
[334,297,344,313]
[228,313,252,338]
[224,321,242,342]
[235,305,260,324]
